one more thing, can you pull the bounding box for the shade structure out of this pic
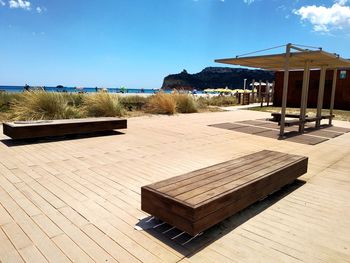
[215,44,350,137]
[215,50,350,71]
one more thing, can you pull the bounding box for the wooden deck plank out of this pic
[31,214,63,239]
[0,203,14,226]
[19,246,48,263]
[2,222,33,250]
[0,228,25,263]
[46,210,119,263]
[52,234,94,263]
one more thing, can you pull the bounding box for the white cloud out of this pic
[36,6,41,13]
[9,0,31,10]
[294,0,350,32]
[0,0,6,6]
[243,0,255,4]
[336,0,349,5]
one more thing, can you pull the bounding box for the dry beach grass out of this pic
[0,91,232,121]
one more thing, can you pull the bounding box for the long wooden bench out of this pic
[141,150,308,236]
[2,117,127,139]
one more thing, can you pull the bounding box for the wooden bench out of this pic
[321,114,335,120]
[141,150,308,236]
[2,117,127,139]
[271,112,308,122]
[278,119,304,127]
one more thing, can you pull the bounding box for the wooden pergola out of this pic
[215,43,350,137]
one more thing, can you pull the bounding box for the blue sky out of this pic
[1,0,350,88]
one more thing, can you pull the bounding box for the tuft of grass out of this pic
[174,94,198,113]
[63,93,85,108]
[11,92,80,120]
[207,96,238,106]
[82,93,124,117]
[195,96,237,108]
[120,95,148,111]
[0,92,21,112]
[145,93,176,114]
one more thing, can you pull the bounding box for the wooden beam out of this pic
[299,61,310,133]
[329,69,338,125]
[279,44,291,137]
[316,66,327,127]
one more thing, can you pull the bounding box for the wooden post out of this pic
[252,79,255,102]
[299,61,310,133]
[316,66,327,128]
[259,80,262,107]
[329,69,337,125]
[271,81,275,105]
[279,44,291,138]
[266,81,269,107]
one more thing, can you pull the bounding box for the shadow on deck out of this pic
[1,130,125,147]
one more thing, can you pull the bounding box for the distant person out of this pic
[141,88,144,93]
[95,87,98,92]
[24,84,30,92]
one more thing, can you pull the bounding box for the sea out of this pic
[0,85,170,94]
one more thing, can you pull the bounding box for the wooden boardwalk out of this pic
[0,110,350,263]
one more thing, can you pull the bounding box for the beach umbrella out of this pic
[56,85,64,89]
[203,88,215,93]
[75,86,84,91]
[120,86,126,92]
[215,88,234,93]
[233,89,250,93]
[249,82,267,87]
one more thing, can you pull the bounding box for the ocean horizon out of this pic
[0,85,165,94]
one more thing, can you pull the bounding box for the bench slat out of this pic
[182,155,301,205]
[165,151,286,198]
[158,150,280,194]
[150,150,273,190]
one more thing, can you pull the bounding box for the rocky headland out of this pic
[161,67,274,90]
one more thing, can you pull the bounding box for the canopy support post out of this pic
[266,81,270,107]
[316,66,327,128]
[299,61,310,133]
[329,69,337,126]
[279,43,291,138]
[259,80,262,107]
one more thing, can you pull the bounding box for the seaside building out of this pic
[273,68,350,110]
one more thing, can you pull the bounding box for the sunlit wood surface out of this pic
[0,110,349,263]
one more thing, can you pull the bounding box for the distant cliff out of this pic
[161,67,274,90]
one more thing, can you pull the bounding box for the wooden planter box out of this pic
[3,117,127,139]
